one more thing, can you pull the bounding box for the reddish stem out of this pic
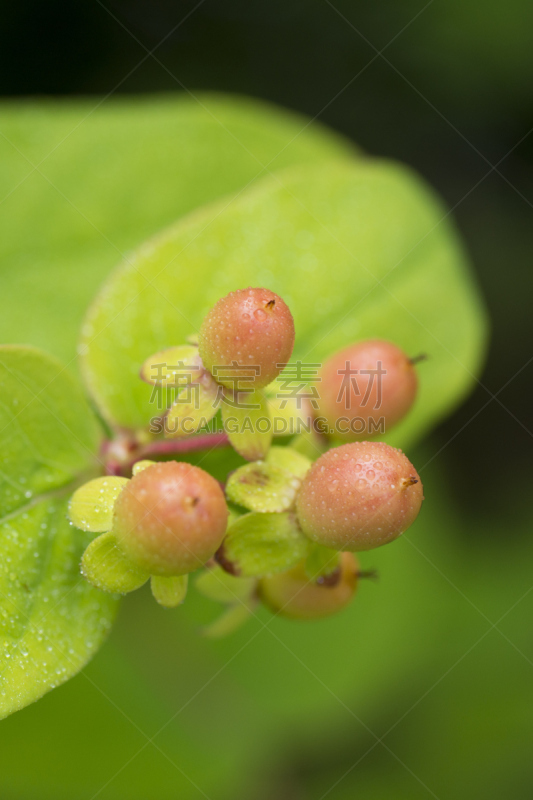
[136,432,229,459]
[103,431,230,476]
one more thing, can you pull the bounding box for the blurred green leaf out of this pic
[0,346,117,719]
[0,346,101,516]
[81,159,487,451]
[0,94,355,362]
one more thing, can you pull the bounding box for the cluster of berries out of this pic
[69,288,424,634]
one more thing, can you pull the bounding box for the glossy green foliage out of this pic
[0,346,101,516]
[0,94,354,365]
[0,346,117,718]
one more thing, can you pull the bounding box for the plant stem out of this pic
[103,432,230,476]
[136,432,229,459]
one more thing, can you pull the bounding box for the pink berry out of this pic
[316,339,418,441]
[198,288,295,390]
[296,442,423,551]
[259,552,359,619]
[113,461,228,575]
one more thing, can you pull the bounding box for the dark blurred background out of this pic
[1,2,532,798]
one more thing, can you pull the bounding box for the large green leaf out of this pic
[81,159,488,448]
[0,94,355,362]
[0,346,117,718]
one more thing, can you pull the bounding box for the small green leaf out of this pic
[202,603,255,639]
[266,446,311,479]
[68,476,129,533]
[195,565,256,605]
[0,346,118,719]
[151,574,188,608]
[226,462,299,513]
[305,543,341,582]
[222,389,272,461]
[140,345,203,387]
[165,372,220,438]
[218,512,308,578]
[81,533,150,594]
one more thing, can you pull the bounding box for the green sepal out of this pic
[222,389,272,461]
[305,543,341,582]
[289,429,328,461]
[225,446,311,513]
[202,603,255,639]
[266,446,311,479]
[68,477,129,533]
[227,503,244,527]
[140,345,202,387]
[81,532,150,594]
[217,512,308,578]
[226,462,299,513]
[151,574,188,608]
[165,372,220,438]
[266,391,310,438]
[132,459,156,475]
[195,565,256,605]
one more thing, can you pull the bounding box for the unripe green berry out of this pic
[112,461,228,576]
[259,552,358,619]
[198,288,295,390]
[296,442,423,551]
[316,339,418,441]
